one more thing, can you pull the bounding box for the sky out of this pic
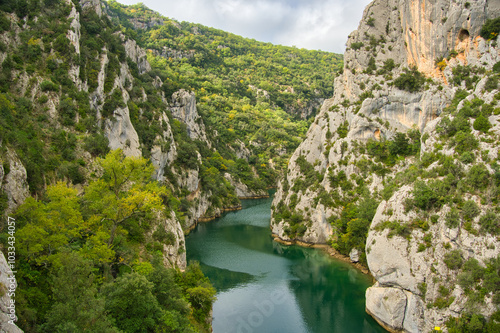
[114,0,373,54]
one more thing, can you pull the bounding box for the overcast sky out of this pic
[115,0,373,53]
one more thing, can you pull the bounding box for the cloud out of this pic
[115,0,372,53]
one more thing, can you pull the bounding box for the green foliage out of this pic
[394,67,425,92]
[452,131,478,155]
[467,163,491,190]
[480,17,500,40]
[462,200,480,221]
[350,42,364,50]
[451,65,480,89]
[443,250,463,270]
[11,150,214,332]
[445,208,461,228]
[84,132,110,157]
[336,121,349,138]
[485,76,499,92]
[331,194,379,261]
[364,57,377,75]
[41,252,119,333]
[479,210,499,234]
[40,80,59,92]
[103,272,166,333]
[412,180,440,210]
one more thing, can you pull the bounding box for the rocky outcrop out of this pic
[123,37,151,75]
[104,103,142,157]
[1,149,29,216]
[79,0,102,17]
[151,112,178,182]
[223,173,268,199]
[170,89,210,145]
[152,47,195,61]
[0,252,23,333]
[272,0,500,331]
[158,212,187,269]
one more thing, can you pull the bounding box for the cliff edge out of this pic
[272,0,500,331]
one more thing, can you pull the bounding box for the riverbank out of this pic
[185,193,271,234]
[186,194,386,333]
[271,233,372,276]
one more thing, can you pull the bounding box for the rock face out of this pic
[104,104,142,157]
[0,252,23,333]
[1,149,29,216]
[170,89,210,144]
[272,0,500,331]
[159,213,187,269]
[123,38,151,75]
[223,173,268,198]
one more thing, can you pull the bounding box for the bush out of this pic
[84,132,110,157]
[40,80,59,92]
[443,250,463,270]
[462,200,480,221]
[350,42,364,50]
[459,151,475,164]
[413,180,439,210]
[484,76,499,92]
[337,121,349,138]
[467,164,490,190]
[480,17,500,40]
[452,131,478,155]
[445,208,461,228]
[394,67,425,92]
[479,210,499,234]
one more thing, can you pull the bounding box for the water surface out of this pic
[186,195,386,333]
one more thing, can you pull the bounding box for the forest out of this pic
[0,0,344,331]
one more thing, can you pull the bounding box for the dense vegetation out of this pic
[105,0,342,181]
[0,0,344,331]
[13,150,216,332]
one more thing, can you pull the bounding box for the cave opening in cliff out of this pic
[458,28,470,41]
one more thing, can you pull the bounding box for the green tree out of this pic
[16,182,85,264]
[103,272,164,333]
[83,149,167,251]
[473,114,492,132]
[42,252,119,333]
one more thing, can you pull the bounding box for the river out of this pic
[185,194,386,333]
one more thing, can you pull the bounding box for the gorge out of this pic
[0,0,499,332]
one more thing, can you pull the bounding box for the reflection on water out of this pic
[186,194,386,333]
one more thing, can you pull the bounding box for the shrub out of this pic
[443,250,463,270]
[493,61,500,73]
[452,131,478,155]
[364,57,376,74]
[479,210,499,234]
[40,80,59,92]
[462,200,480,221]
[351,42,364,50]
[84,132,110,157]
[480,17,500,40]
[467,164,490,190]
[337,121,349,138]
[413,180,439,210]
[459,151,475,164]
[394,67,425,92]
[484,76,499,92]
[445,208,461,228]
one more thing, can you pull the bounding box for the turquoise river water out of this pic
[185,194,386,333]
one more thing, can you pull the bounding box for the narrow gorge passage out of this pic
[186,193,386,333]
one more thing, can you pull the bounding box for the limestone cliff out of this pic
[272,0,500,331]
[0,253,22,333]
[169,89,210,145]
[0,149,29,217]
